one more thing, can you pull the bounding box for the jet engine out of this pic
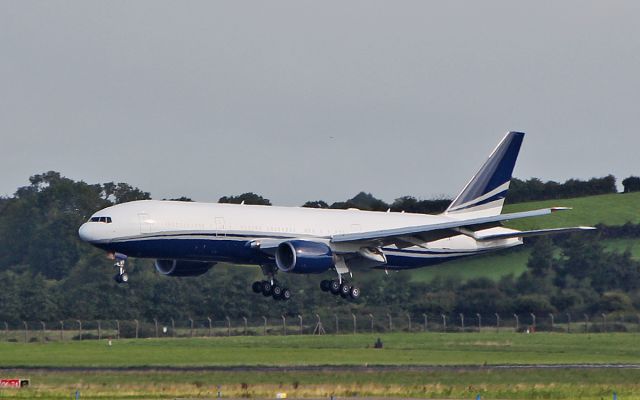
[275,240,334,274]
[154,259,215,277]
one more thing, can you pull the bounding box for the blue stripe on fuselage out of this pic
[92,233,488,270]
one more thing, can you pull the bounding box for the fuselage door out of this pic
[215,217,225,237]
[138,213,152,234]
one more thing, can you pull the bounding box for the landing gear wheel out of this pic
[120,272,129,283]
[350,286,361,299]
[261,281,273,296]
[281,288,291,301]
[340,282,351,297]
[320,280,331,292]
[329,280,341,294]
[252,281,263,293]
[272,285,283,300]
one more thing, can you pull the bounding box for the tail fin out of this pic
[445,131,524,217]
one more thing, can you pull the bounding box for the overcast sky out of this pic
[1,1,639,206]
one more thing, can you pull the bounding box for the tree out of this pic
[622,176,640,193]
[218,192,271,205]
[527,237,555,277]
[302,200,329,208]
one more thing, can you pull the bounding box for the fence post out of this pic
[77,320,83,341]
[133,319,138,339]
[566,313,571,333]
[387,313,392,332]
[441,314,446,332]
[60,321,64,341]
[4,321,8,340]
[226,316,231,337]
[243,317,248,335]
[352,313,357,334]
[189,317,194,338]
[23,321,28,343]
[476,313,481,332]
[495,313,500,333]
[514,314,519,332]
[369,314,374,333]
[334,314,339,334]
[602,313,607,332]
[282,315,286,336]
[262,316,267,336]
[154,318,159,338]
[584,314,589,333]
[40,321,46,342]
[423,314,428,332]
[530,313,536,331]
[298,315,303,335]
[208,317,213,337]
[406,313,412,332]
[549,313,554,331]
[116,320,120,339]
[170,318,175,338]
[459,313,464,331]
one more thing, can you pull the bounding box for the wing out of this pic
[330,207,592,247]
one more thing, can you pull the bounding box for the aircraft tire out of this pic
[350,286,361,299]
[329,280,341,294]
[261,281,273,296]
[340,282,351,296]
[282,288,291,300]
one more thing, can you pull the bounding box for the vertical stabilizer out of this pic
[445,131,524,217]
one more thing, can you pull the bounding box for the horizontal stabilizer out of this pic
[476,226,596,241]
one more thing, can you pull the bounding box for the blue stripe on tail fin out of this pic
[445,132,524,216]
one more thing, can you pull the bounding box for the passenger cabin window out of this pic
[89,216,112,223]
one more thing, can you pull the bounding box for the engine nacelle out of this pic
[154,259,215,277]
[275,240,334,274]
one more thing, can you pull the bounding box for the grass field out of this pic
[1,333,640,399]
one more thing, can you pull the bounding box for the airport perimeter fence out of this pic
[3,312,640,343]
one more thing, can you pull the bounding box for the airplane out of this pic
[78,132,594,301]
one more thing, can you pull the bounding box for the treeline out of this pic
[1,171,640,324]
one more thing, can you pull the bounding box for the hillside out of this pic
[409,192,640,283]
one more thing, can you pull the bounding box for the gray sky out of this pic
[1,1,639,206]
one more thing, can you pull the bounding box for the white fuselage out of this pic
[79,200,521,270]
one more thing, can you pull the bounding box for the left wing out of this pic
[330,207,592,247]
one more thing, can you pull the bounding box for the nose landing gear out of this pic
[111,255,129,284]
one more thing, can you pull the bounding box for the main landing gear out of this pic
[320,279,360,300]
[252,279,291,301]
[252,265,291,301]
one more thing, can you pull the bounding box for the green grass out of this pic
[2,368,640,399]
[2,333,640,368]
[2,333,640,399]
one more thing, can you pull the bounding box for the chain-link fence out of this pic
[3,312,640,342]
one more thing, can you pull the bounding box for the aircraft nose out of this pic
[78,223,95,242]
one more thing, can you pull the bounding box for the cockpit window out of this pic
[89,216,112,223]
